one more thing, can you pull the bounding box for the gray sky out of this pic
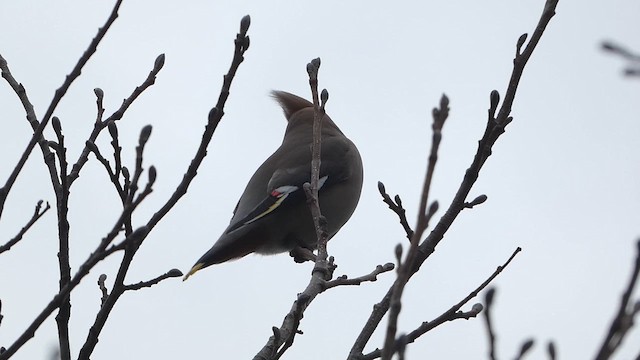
[1,0,639,359]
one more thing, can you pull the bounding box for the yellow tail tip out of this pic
[183,263,204,281]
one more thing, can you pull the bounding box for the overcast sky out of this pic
[1,1,639,359]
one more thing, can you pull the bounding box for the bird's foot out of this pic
[289,246,316,263]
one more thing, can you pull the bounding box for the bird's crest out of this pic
[271,91,313,121]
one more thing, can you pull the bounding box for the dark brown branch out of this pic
[142,15,250,234]
[483,288,498,360]
[78,15,250,360]
[0,55,39,220]
[325,263,395,290]
[547,341,557,360]
[0,200,51,255]
[377,181,414,240]
[0,223,148,360]
[601,41,640,77]
[85,140,125,200]
[123,269,183,291]
[362,305,483,360]
[0,2,125,358]
[108,121,124,197]
[514,339,535,360]
[363,247,521,360]
[97,274,109,307]
[305,57,330,271]
[0,135,154,359]
[253,57,335,360]
[348,2,558,358]
[594,239,640,360]
[381,94,448,360]
[51,116,72,360]
[67,53,165,185]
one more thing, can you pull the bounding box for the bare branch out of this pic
[51,115,73,360]
[304,57,331,276]
[594,239,640,360]
[483,288,498,360]
[253,56,336,360]
[325,263,395,290]
[67,53,165,185]
[97,274,109,307]
[514,339,535,360]
[0,224,147,360]
[363,247,521,360]
[348,2,559,357]
[77,15,251,360]
[547,341,557,360]
[377,182,414,240]
[0,201,51,255]
[123,269,183,291]
[381,93,448,360]
[601,41,640,77]
[142,14,250,234]
[85,140,125,199]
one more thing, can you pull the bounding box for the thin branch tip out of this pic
[154,54,165,70]
[240,15,251,34]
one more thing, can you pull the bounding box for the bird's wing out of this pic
[225,138,354,234]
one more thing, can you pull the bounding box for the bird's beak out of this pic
[183,263,204,281]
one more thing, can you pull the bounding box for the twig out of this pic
[377,181,414,240]
[483,288,498,360]
[325,263,395,290]
[77,15,251,360]
[51,116,73,360]
[67,53,165,185]
[123,269,183,291]
[253,57,336,360]
[304,57,331,275]
[594,239,640,360]
[348,1,559,357]
[0,201,51,255]
[0,224,148,360]
[142,15,250,234]
[380,94,448,360]
[547,341,557,360]
[85,140,125,199]
[0,55,39,220]
[514,339,535,360]
[97,274,109,307]
[77,124,155,358]
[362,247,521,360]
[601,41,640,77]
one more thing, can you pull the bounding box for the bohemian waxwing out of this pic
[184,91,363,280]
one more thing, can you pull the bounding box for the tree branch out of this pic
[594,239,640,360]
[67,53,165,185]
[377,181,414,241]
[123,269,183,291]
[325,263,395,290]
[380,94,448,360]
[0,200,51,255]
[349,1,559,358]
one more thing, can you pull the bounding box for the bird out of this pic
[183,90,363,280]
